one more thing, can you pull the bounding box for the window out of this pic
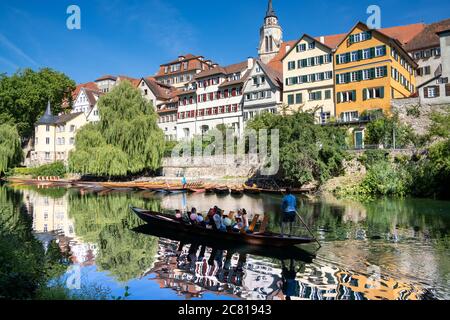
[309,91,322,101]
[287,94,294,105]
[341,111,359,122]
[424,86,439,98]
[424,66,431,75]
[45,152,50,160]
[70,137,75,145]
[46,137,50,145]
[337,91,356,103]
[70,125,76,132]
[296,43,306,52]
[308,42,315,50]
[375,45,386,57]
[325,90,331,99]
[288,61,296,70]
[46,125,50,132]
[295,93,302,104]
[364,87,385,100]
[144,89,148,95]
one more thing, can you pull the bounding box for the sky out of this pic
[0,0,449,84]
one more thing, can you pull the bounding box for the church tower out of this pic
[258,0,283,64]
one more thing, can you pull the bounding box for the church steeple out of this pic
[258,0,283,64]
[266,0,277,18]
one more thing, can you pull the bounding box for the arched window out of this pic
[269,36,273,52]
[265,36,269,53]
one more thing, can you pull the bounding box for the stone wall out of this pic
[392,98,449,136]
[161,154,263,178]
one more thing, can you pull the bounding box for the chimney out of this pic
[320,36,325,44]
[247,57,254,70]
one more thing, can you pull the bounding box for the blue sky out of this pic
[0,0,448,84]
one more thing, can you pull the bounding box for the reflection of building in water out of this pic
[21,189,98,266]
[146,238,428,300]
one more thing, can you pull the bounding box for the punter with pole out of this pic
[281,188,297,237]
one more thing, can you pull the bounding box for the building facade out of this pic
[334,22,417,123]
[175,59,254,140]
[72,87,103,123]
[405,19,450,87]
[31,102,87,166]
[258,0,283,64]
[242,59,282,122]
[282,34,335,123]
[154,54,215,88]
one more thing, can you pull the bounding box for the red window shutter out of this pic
[435,86,440,97]
[210,92,214,101]
[232,88,236,96]
[424,87,429,98]
[446,84,450,96]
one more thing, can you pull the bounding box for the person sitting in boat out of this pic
[196,213,206,227]
[232,215,244,232]
[175,210,182,221]
[212,209,227,232]
[222,212,233,232]
[190,207,198,223]
[239,209,249,230]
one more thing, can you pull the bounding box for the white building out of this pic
[175,59,254,140]
[242,59,282,122]
[72,87,103,123]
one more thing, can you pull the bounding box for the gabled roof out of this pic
[282,33,333,62]
[404,18,450,51]
[142,77,175,100]
[117,75,140,87]
[72,82,99,100]
[257,60,283,88]
[54,112,85,125]
[195,60,250,80]
[267,22,425,70]
[95,75,117,82]
[82,88,103,106]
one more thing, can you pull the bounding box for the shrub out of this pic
[32,161,66,178]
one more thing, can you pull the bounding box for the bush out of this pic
[358,149,389,168]
[32,161,66,178]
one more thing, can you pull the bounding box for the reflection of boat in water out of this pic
[132,224,315,261]
[131,207,315,247]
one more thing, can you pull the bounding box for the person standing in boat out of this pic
[181,175,187,189]
[281,188,297,237]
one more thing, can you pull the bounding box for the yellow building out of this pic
[334,22,417,125]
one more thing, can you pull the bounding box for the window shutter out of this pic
[336,54,340,65]
[363,89,367,101]
[435,86,440,97]
[424,87,429,98]
[380,87,385,98]
[446,84,450,96]
[357,50,363,60]
[318,91,322,100]
[337,92,342,103]
[352,90,357,101]
[357,70,363,81]
[370,47,375,58]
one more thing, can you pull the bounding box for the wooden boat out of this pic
[188,188,206,193]
[230,187,244,196]
[130,207,313,247]
[243,185,261,194]
[214,186,230,195]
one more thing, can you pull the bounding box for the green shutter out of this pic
[357,70,363,81]
[336,54,340,65]
[363,89,367,101]
[337,92,342,103]
[380,87,385,98]
[357,50,363,60]
[370,47,375,58]
[325,90,331,99]
[352,90,357,101]
[320,55,324,64]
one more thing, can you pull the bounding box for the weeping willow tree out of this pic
[68,192,161,282]
[0,124,23,175]
[69,81,165,177]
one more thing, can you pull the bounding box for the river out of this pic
[1,184,449,300]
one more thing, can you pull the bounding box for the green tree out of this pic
[364,113,414,148]
[69,81,165,178]
[0,68,76,138]
[247,111,348,186]
[0,124,23,175]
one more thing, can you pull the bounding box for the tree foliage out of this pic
[0,68,76,138]
[364,113,414,148]
[0,124,23,175]
[69,81,165,178]
[247,111,348,186]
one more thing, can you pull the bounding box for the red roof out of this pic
[267,23,426,72]
[404,18,450,51]
[71,82,99,100]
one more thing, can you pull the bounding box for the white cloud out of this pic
[0,32,39,67]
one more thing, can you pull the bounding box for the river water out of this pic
[2,184,449,300]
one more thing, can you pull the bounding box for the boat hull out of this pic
[131,207,312,247]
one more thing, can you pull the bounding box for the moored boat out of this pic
[130,207,313,247]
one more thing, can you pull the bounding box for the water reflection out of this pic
[3,184,449,300]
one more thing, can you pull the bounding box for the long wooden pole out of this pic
[270,178,321,248]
